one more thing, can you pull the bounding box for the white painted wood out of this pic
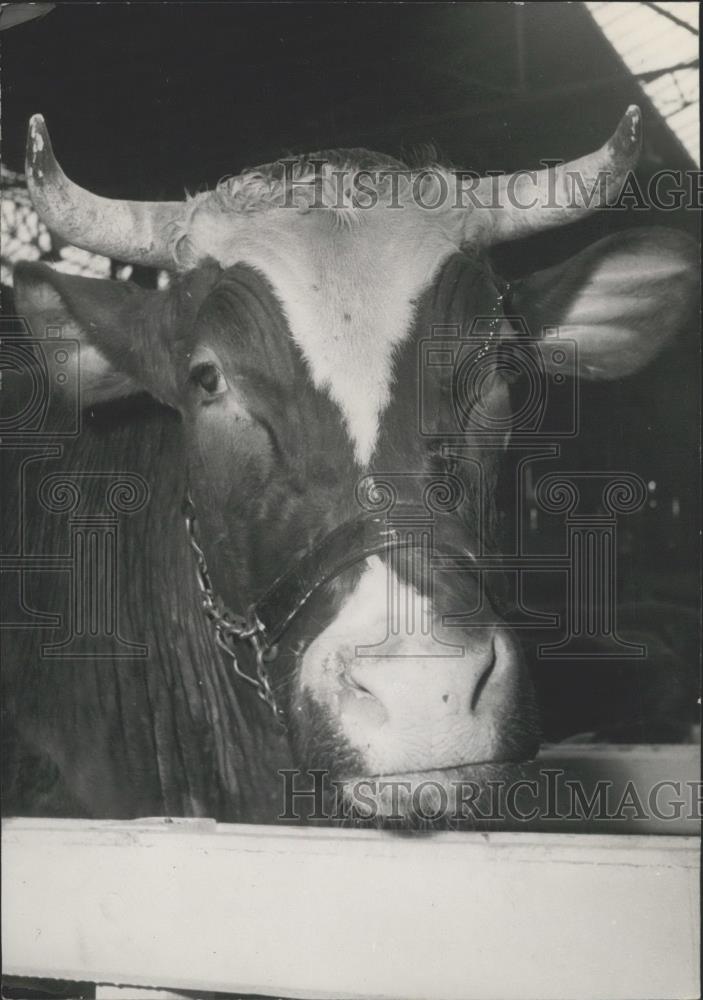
[2,818,699,1000]
[95,988,183,999]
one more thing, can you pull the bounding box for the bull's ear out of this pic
[12,261,178,406]
[511,228,698,379]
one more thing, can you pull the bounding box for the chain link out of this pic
[473,289,506,363]
[183,493,281,719]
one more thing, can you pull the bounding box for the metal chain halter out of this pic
[473,288,507,361]
[183,493,281,719]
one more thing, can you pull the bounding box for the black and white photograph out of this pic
[0,2,700,998]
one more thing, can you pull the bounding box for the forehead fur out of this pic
[207,147,427,208]
[172,147,463,259]
[210,148,411,215]
[170,148,477,466]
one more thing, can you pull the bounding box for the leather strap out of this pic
[250,508,477,651]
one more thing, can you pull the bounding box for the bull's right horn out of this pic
[25,114,186,268]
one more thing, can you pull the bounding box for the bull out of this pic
[2,107,696,824]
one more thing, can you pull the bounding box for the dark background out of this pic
[3,2,697,548]
[1,2,697,199]
[2,2,700,737]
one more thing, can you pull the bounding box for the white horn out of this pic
[465,105,643,245]
[26,114,186,268]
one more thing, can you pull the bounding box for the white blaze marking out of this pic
[298,555,425,707]
[186,203,463,465]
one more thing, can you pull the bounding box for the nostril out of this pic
[342,670,375,700]
[340,666,389,727]
[470,641,497,712]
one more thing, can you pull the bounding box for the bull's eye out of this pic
[190,362,227,399]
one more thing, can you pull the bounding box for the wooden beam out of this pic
[2,818,699,999]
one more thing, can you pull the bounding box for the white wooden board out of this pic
[2,818,699,1000]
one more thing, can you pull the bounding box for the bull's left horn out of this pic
[25,114,185,268]
[463,105,642,245]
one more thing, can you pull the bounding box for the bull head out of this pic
[14,109,697,823]
[25,107,644,265]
